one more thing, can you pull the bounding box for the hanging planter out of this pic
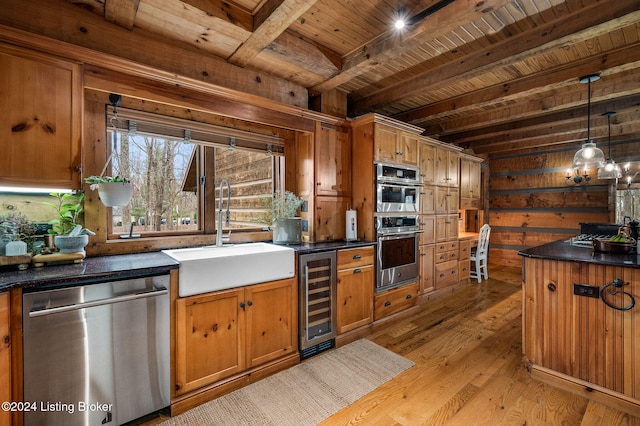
[85,176,133,207]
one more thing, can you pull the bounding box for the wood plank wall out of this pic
[487,139,640,268]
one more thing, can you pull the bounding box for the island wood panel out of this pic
[523,257,640,402]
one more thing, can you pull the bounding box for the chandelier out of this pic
[572,74,605,171]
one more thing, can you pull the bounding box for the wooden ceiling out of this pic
[70,0,640,158]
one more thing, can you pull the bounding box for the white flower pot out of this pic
[98,182,133,207]
[272,218,302,244]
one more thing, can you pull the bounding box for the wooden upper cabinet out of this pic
[0,44,82,189]
[419,142,436,184]
[374,124,419,166]
[460,154,483,209]
[435,147,460,187]
[315,123,351,196]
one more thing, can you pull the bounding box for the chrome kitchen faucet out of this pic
[216,179,231,247]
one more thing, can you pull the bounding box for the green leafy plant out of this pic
[84,175,130,190]
[260,190,304,224]
[43,192,85,235]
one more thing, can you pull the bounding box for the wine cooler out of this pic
[299,251,337,359]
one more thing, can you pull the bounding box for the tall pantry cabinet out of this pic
[420,137,463,294]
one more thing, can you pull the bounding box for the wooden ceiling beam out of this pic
[104,0,140,30]
[311,0,515,93]
[352,0,640,117]
[228,0,318,67]
[392,43,640,127]
[180,0,253,32]
[429,81,640,139]
[458,106,640,149]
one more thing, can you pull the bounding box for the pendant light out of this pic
[572,74,606,171]
[597,111,622,179]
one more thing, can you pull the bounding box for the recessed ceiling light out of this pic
[394,18,406,30]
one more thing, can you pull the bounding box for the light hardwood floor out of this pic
[144,266,640,425]
[319,266,640,426]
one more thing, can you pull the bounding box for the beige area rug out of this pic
[162,339,414,426]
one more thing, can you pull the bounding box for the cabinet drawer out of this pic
[435,260,458,287]
[374,282,419,321]
[458,259,470,280]
[337,246,374,269]
[435,240,458,254]
[458,239,471,260]
[436,249,458,263]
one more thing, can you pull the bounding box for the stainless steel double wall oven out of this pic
[375,163,422,291]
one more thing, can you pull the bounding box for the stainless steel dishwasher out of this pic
[23,274,170,425]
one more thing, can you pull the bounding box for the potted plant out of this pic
[264,190,304,244]
[85,175,133,207]
[44,192,93,253]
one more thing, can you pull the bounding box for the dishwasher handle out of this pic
[29,287,169,318]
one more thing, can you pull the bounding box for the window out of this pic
[106,108,284,238]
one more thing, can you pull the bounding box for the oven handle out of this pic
[378,230,424,237]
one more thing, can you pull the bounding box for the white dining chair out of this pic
[470,224,491,283]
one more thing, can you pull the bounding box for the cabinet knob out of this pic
[384,301,391,307]
[240,302,245,310]
[353,268,361,274]
[547,282,557,292]
[406,294,412,299]
[247,300,253,307]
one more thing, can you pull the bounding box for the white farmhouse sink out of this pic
[163,242,295,297]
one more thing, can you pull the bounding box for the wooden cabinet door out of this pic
[420,215,436,245]
[0,45,82,189]
[435,147,449,186]
[435,186,448,214]
[436,215,458,242]
[316,124,351,196]
[0,292,9,426]
[399,132,419,166]
[245,278,297,367]
[337,265,374,333]
[314,196,349,241]
[374,124,398,163]
[447,187,459,213]
[175,288,245,395]
[420,245,435,293]
[460,159,471,198]
[448,152,460,187]
[420,185,436,214]
[469,161,481,200]
[419,142,436,184]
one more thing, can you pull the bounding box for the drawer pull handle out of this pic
[384,301,391,307]
[353,268,361,274]
[353,254,361,259]
[440,273,445,278]
[406,294,412,300]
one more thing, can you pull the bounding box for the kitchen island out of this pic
[519,240,640,415]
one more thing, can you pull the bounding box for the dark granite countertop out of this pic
[518,240,640,268]
[284,240,376,254]
[0,252,179,292]
[0,240,377,292]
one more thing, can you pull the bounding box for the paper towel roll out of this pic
[346,209,357,241]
